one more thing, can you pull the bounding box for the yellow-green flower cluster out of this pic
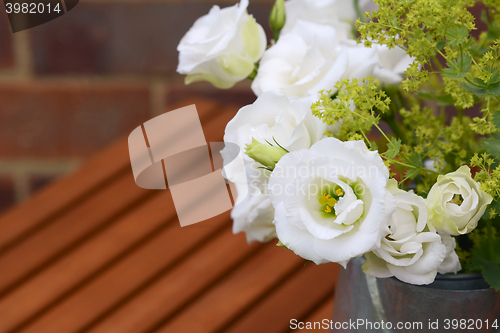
[311,77,390,142]
[358,0,500,137]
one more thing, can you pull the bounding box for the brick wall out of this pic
[0,0,274,213]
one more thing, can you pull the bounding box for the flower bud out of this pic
[269,0,286,41]
[426,166,493,236]
[245,138,287,170]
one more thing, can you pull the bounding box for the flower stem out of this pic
[354,0,363,22]
[396,89,408,110]
[247,64,259,80]
[385,116,408,145]
[431,55,443,72]
[464,77,484,88]
[388,158,440,174]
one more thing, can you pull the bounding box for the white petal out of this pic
[232,191,276,243]
[387,264,437,285]
[274,203,328,264]
[362,252,393,278]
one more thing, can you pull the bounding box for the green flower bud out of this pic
[269,0,286,41]
[245,138,288,170]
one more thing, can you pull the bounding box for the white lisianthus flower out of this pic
[437,232,461,274]
[281,0,378,42]
[268,138,396,267]
[251,20,413,101]
[252,21,349,101]
[362,179,455,285]
[177,0,266,89]
[371,44,414,85]
[230,182,276,243]
[426,166,493,236]
[222,92,327,243]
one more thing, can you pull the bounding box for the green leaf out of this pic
[445,26,469,47]
[416,91,455,106]
[490,68,500,84]
[436,40,446,50]
[404,167,421,180]
[442,67,466,79]
[406,152,422,168]
[383,137,401,159]
[468,238,500,290]
[403,152,422,180]
[482,138,500,160]
[442,54,472,79]
[470,257,500,290]
[484,200,500,221]
[493,111,500,132]
[460,78,500,96]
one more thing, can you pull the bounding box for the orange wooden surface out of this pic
[0,99,339,333]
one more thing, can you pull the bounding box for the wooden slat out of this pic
[17,214,230,333]
[87,228,263,333]
[0,98,236,293]
[0,98,224,252]
[223,263,339,333]
[0,192,172,332]
[0,96,340,333]
[0,173,150,295]
[151,244,305,333]
[0,142,129,252]
[0,98,241,332]
[295,297,335,333]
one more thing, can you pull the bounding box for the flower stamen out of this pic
[449,194,464,206]
[318,193,331,205]
[319,192,337,214]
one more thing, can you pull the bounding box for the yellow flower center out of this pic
[319,193,338,213]
[450,194,464,206]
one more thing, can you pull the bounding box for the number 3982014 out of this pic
[5,2,62,14]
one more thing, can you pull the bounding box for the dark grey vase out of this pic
[331,257,500,332]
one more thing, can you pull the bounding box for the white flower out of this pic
[177,0,266,89]
[362,179,454,285]
[251,20,413,101]
[437,232,461,274]
[426,166,493,236]
[268,138,395,267]
[222,92,327,243]
[371,44,414,85]
[251,21,348,100]
[230,182,277,243]
[281,0,377,42]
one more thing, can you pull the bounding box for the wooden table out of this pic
[0,98,339,333]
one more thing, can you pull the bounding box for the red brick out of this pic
[30,1,274,75]
[0,10,14,68]
[0,177,15,214]
[0,82,150,157]
[166,82,257,110]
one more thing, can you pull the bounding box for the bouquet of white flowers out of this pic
[178,0,500,289]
